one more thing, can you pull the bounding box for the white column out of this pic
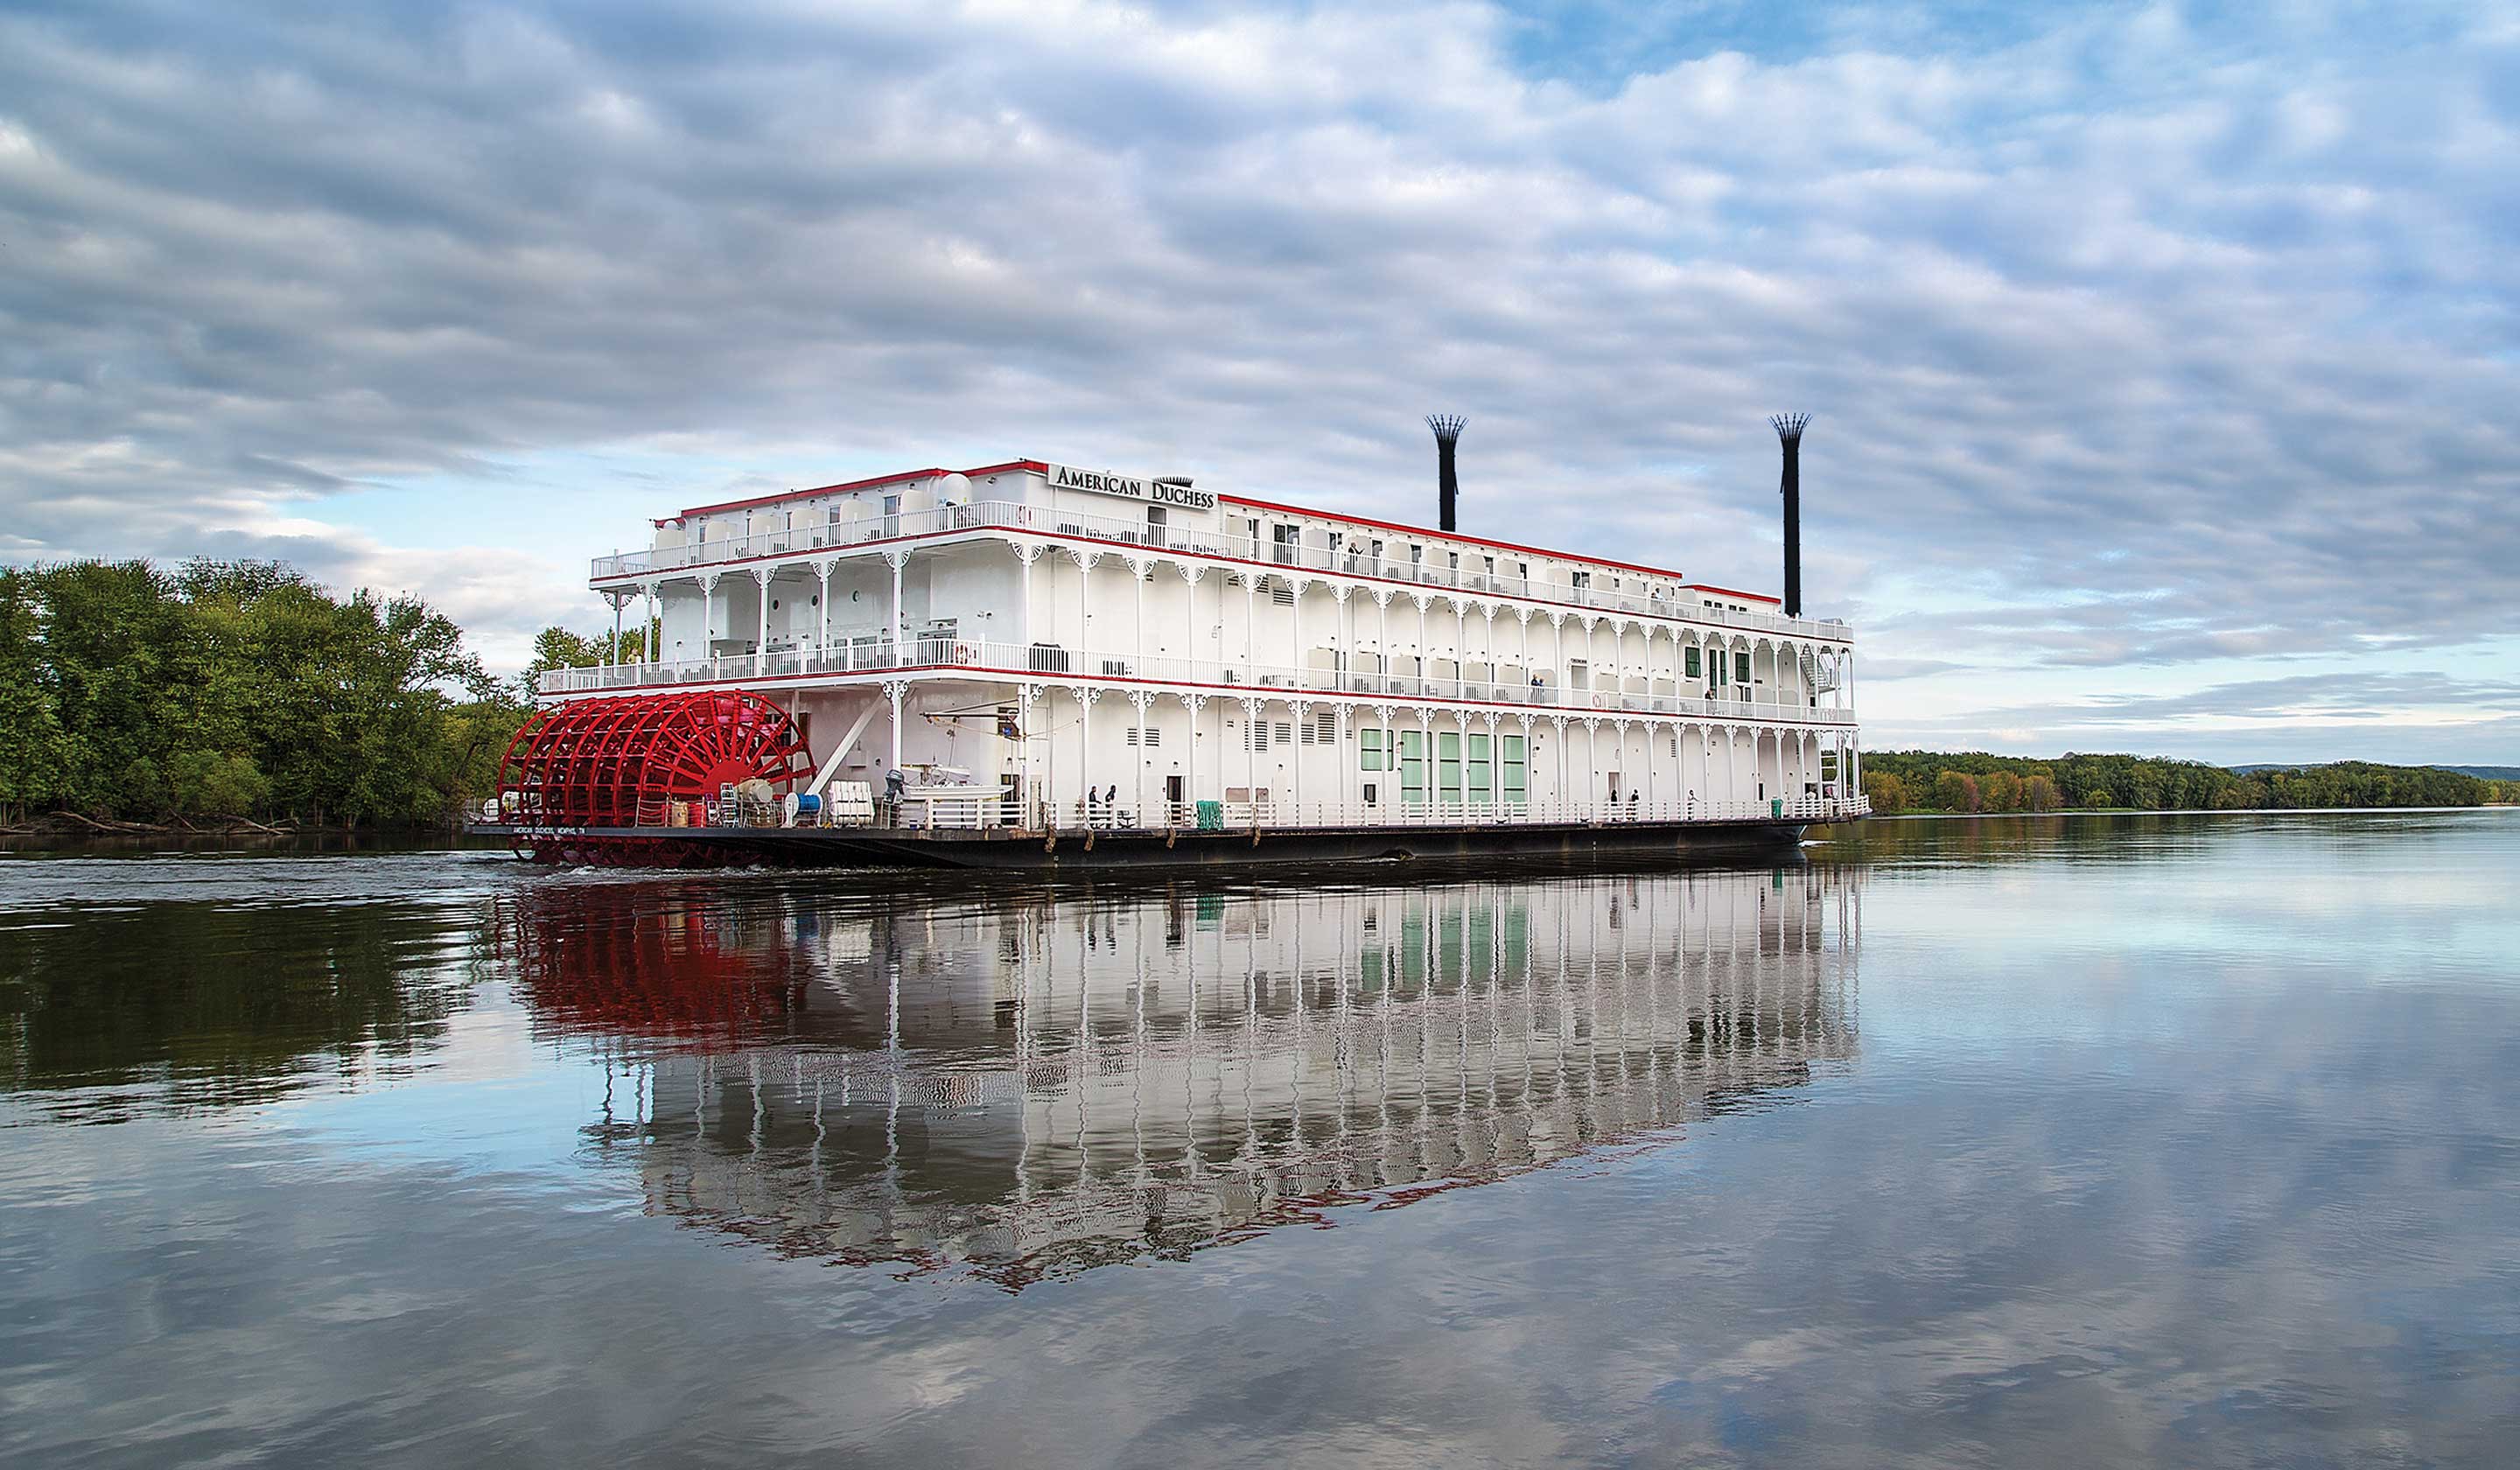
[1242,696,1262,811]
[1292,699,1311,818]
[1454,599,1468,692]
[1454,708,1470,811]
[1418,706,1433,813]
[1078,683,1096,828]
[1017,544,1037,660]
[1480,710,1500,815]
[885,551,906,666]
[1132,559,1147,677]
[754,567,771,656]
[1332,585,1354,691]
[1188,693,1209,808]
[815,560,832,656]
[1292,579,1306,688]
[1414,595,1432,690]
[1078,551,1099,664]
[1552,716,1568,813]
[1376,591,1392,691]
[1130,690,1153,826]
[885,679,906,780]
[1018,683,1041,827]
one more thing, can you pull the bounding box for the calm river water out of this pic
[3,811,2516,1466]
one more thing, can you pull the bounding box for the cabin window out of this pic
[1570,570,1591,591]
[1501,735,1527,807]
[1735,651,1753,684]
[1360,727,1384,771]
[1684,648,1702,679]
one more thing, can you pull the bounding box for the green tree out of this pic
[1979,769,2024,812]
[10,558,511,830]
[1863,771,1908,815]
[0,568,72,821]
[1933,770,1981,813]
[2020,774,2061,812]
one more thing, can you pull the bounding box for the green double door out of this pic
[1393,730,1524,811]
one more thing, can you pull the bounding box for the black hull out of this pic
[474,817,1817,871]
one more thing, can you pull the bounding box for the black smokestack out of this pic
[1427,414,1466,533]
[1771,413,1809,618]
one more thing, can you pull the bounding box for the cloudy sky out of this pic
[6,0,2517,763]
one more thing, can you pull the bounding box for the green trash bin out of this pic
[1195,800,1225,830]
[1770,797,1784,817]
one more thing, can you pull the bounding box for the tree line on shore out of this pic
[1860,751,2515,815]
[4,557,2511,830]
[0,560,526,830]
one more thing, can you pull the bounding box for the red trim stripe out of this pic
[553,664,1850,727]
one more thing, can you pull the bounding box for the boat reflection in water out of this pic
[494,866,1863,1287]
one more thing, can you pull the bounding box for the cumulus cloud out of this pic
[4,0,2516,753]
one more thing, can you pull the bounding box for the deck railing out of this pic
[538,637,1858,724]
[591,500,1848,641]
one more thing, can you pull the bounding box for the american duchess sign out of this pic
[1046,462,1216,512]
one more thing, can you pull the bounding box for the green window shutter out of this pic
[1684,648,1701,678]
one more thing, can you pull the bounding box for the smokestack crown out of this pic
[1771,412,1808,619]
[1427,414,1466,533]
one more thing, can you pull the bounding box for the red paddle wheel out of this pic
[497,690,810,865]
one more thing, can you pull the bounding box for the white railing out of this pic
[591,500,1850,642]
[539,636,1858,725]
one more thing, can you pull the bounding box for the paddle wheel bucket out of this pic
[496,689,809,864]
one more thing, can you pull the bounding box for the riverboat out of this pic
[483,419,1867,867]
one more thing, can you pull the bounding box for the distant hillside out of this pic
[2233,763,2520,780]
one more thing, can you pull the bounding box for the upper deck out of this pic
[586,460,1851,645]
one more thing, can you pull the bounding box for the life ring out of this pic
[954,642,975,664]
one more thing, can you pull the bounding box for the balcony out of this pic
[591,499,1853,643]
[538,638,1859,725]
